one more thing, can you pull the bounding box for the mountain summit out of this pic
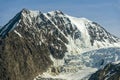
[0,9,120,80]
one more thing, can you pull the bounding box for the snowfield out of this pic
[35,47,120,80]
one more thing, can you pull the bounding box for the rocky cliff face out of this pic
[0,28,53,80]
[0,9,120,80]
[0,9,69,80]
[89,62,120,80]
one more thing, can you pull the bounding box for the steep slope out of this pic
[0,9,120,80]
[0,32,53,80]
[66,15,119,48]
[89,62,120,80]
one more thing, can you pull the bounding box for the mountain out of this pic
[0,8,120,80]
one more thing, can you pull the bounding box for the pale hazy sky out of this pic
[0,0,120,37]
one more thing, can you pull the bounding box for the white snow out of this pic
[112,60,120,65]
[35,47,120,80]
[44,13,68,38]
[14,30,22,37]
[47,10,64,17]
[35,67,97,80]
[34,12,120,80]
[49,55,64,67]
[66,15,92,50]
[66,15,91,33]
[29,10,39,17]
[21,10,40,27]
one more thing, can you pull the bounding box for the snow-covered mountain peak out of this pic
[21,8,40,18]
[79,17,92,22]
[0,9,120,49]
[66,15,91,32]
[46,10,64,16]
[66,15,91,23]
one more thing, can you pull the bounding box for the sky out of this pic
[0,0,120,37]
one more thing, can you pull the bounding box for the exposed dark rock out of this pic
[0,9,69,80]
[0,31,53,80]
[87,22,119,46]
[89,63,120,80]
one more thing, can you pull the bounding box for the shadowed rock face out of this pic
[0,32,53,80]
[89,63,120,80]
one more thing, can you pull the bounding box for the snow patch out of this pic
[14,30,22,37]
[29,10,39,17]
[112,60,120,65]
